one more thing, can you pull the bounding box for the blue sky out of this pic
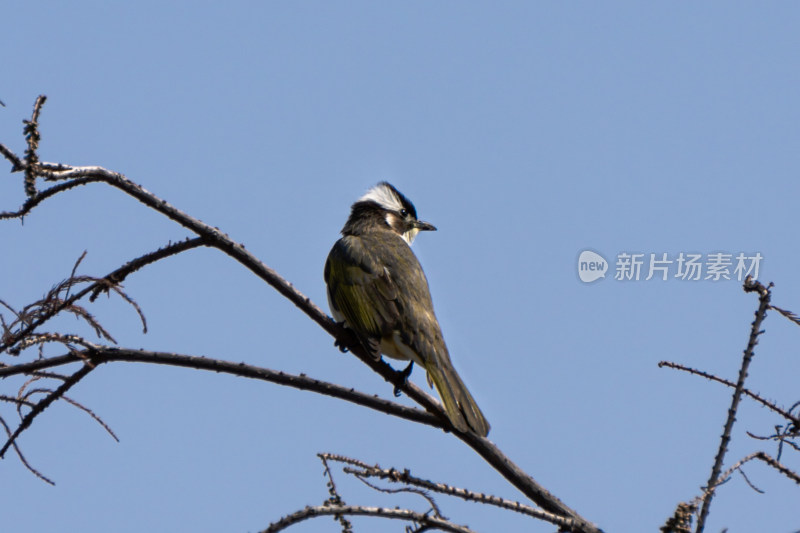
[2,3,799,532]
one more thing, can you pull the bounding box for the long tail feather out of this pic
[424,361,490,436]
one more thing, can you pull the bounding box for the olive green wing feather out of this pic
[325,236,400,355]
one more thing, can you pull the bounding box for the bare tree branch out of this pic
[0,347,441,429]
[695,277,772,533]
[0,97,603,533]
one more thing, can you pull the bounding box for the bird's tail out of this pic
[424,359,490,437]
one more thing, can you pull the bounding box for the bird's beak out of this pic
[414,220,437,232]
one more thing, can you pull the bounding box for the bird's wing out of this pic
[378,239,491,436]
[325,236,401,355]
[376,236,443,362]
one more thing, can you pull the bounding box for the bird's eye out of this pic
[400,208,409,217]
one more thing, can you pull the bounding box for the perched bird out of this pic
[324,182,490,436]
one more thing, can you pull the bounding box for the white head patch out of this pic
[359,183,405,213]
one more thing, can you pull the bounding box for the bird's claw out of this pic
[333,339,349,353]
[393,361,414,397]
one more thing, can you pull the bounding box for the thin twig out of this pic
[0,143,23,171]
[769,305,800,327]
[736,466,764,494]
[59,395,119,442]
[0,395,36,409]
[658,361,799,426]
[0,416,54,485]
[350,468,445,519]
[89,237,206,302]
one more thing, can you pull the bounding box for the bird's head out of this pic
[343,182,436,244]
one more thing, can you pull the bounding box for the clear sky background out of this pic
[2,3,799,533]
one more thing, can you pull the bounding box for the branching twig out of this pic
[318,454,354,533]
[261,505,478,533]
[700,451,800,507]
[746,401,800,460]
[0,239,206,354]
[0,363,93,458]
[695,277,772,533]
[11,381,118,446]
[326,454,577,530]
[747,428,800,461]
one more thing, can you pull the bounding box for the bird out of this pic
[324,182,490,436]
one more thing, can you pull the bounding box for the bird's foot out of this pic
[333,338,349,353]
[393,361,414,397]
